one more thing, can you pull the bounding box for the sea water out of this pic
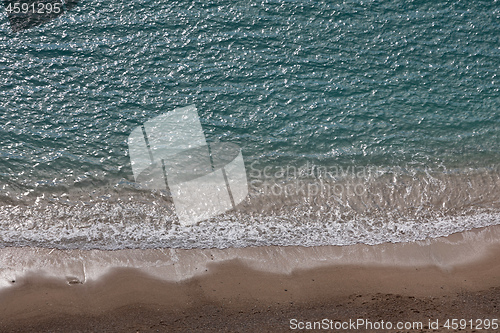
[0,0,499,249]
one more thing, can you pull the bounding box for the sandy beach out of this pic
[1,225,500,332]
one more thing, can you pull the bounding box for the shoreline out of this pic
[1,225,500,331]
[2,224,500,288]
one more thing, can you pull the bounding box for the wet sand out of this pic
[1,226,500,332]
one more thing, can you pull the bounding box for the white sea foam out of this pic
[1,167,499,249]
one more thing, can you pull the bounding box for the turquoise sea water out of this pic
[0,0,499,249]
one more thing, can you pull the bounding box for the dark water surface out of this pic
[0,0,499,248]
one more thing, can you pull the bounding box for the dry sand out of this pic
[1,226,500,332]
